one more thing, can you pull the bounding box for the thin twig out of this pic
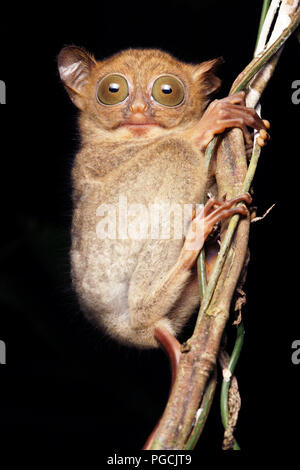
[220,322,245,450]
[184,368,217,450]
[255,0,278,55]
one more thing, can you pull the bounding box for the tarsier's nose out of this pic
[129,97,148,114]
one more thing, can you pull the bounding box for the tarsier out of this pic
[58,47,269,377]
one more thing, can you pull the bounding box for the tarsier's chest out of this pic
[77,137,207,208]
[71,138,207,284]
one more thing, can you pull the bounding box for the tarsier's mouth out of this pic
[121,119,159,127]
[119,115,162,135]
[123,122,157,126]
[122,123,160,136]
[120,112,160,127]
[122,122,159,128]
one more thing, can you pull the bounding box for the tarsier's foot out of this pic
[180,193,252,270]
[192,91,271,150]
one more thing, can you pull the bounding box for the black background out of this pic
[0,0,299,460]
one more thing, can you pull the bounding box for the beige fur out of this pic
[58,47,223,348]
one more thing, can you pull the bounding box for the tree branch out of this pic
[149,3,300,450]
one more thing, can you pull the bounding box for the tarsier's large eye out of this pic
[97,74,129,105]
[152,75,184,107]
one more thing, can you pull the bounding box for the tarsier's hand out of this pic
[192,91,270,150]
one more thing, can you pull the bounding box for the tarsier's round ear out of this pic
[192,57,224,98]
[57,45,96,109]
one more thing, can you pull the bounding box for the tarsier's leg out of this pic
[129,193,252,333]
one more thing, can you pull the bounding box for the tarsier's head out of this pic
[58,47,222,138]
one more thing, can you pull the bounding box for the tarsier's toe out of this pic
[234,205,248,217]
[228,192,252,206]
[262,119,271,129]
[257,120,271,147]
